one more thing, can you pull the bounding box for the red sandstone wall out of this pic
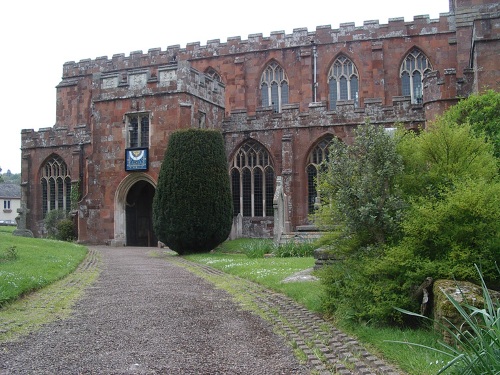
[20,0,500,242]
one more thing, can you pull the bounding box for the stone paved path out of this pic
[0,246,402,375]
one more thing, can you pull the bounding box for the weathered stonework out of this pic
[20,0,500,245]
[433,279,500,344]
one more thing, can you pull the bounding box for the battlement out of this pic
[61,12,453,79]
[222,96,424,133]
[21,125,91,151]
[91,61,225,108]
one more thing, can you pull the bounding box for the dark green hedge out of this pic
[153,129,232,254]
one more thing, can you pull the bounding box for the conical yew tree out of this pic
[153,129,232,254]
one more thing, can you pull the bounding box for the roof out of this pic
[0,183,21,199]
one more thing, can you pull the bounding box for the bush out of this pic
[56,218,76,242]
[320,97,500,326]
[399,179,500,287]
[438,89,500,160]
[153,129,233,254]
[43,209,68,239]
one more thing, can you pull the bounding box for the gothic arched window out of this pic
[205,67,222,83]
[41,155,71,217]
[306,136,334,213]
[231,140,275,217]
[328,56,359,110]
[260,62,289,113]
[400,48,432,104]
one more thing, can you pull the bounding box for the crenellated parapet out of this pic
[222,97,424,134]
[91,60,225,108]
[21,125,91,151]
[59,13,454,80]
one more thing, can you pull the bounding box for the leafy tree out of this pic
[438,90,500,159]
[397,121,497,200]
[0,167,3,183]
[315,122,406,246]
[153,129,233,254]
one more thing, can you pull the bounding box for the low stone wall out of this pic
[433,279,500,344]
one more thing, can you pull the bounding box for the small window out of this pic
[3,200,11,210]
[127,113,150,148]
[198,111,206,129]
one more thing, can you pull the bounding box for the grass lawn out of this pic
[0,225,88,306]
[186,238,451,375]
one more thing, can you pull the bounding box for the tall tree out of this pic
[315,122,405,246]
[153,129,233,254]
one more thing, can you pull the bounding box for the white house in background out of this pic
[0,184,21,225]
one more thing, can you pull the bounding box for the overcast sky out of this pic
[0,0,450,174]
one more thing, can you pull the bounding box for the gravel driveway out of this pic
[0,246,309,375]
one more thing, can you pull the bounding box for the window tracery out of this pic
[306,136,333,213]
[400,48,432,104]
[260,62,289,113]
[41,155,71,217]
[230,140,275,217]
[328,56,359,110]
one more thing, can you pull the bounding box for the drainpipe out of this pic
[311,40,318,103]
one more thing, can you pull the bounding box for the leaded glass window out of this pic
[230,140,275,217]
[41,155,72,217]
[127,113,150,148]
[306,136,333,213]
[260,62,289,113]
[328,56,359,110]
[400,48,432,104]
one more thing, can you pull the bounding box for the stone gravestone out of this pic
[12,203,34,237]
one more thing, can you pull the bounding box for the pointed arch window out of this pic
[306,136,333,213]
[230,140,275,217]
[41,155,72,217]
[260,62,289,113]
[205,67,222,83]
[400,48,432,104]
[328,56,359,110]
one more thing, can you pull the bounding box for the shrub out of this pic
[153,129,233,254]
[43,209,68,239]
[399,179,500,287]
[56,218,76,242]
[320,100,500,326]
[438,89,500,160]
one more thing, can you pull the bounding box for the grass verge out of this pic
[0,226,88,306]
[185,238,452,375]
[0,227,100,342]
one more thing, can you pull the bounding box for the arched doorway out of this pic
[125,180,157,247]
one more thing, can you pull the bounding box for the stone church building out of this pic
[20,0,499,246]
